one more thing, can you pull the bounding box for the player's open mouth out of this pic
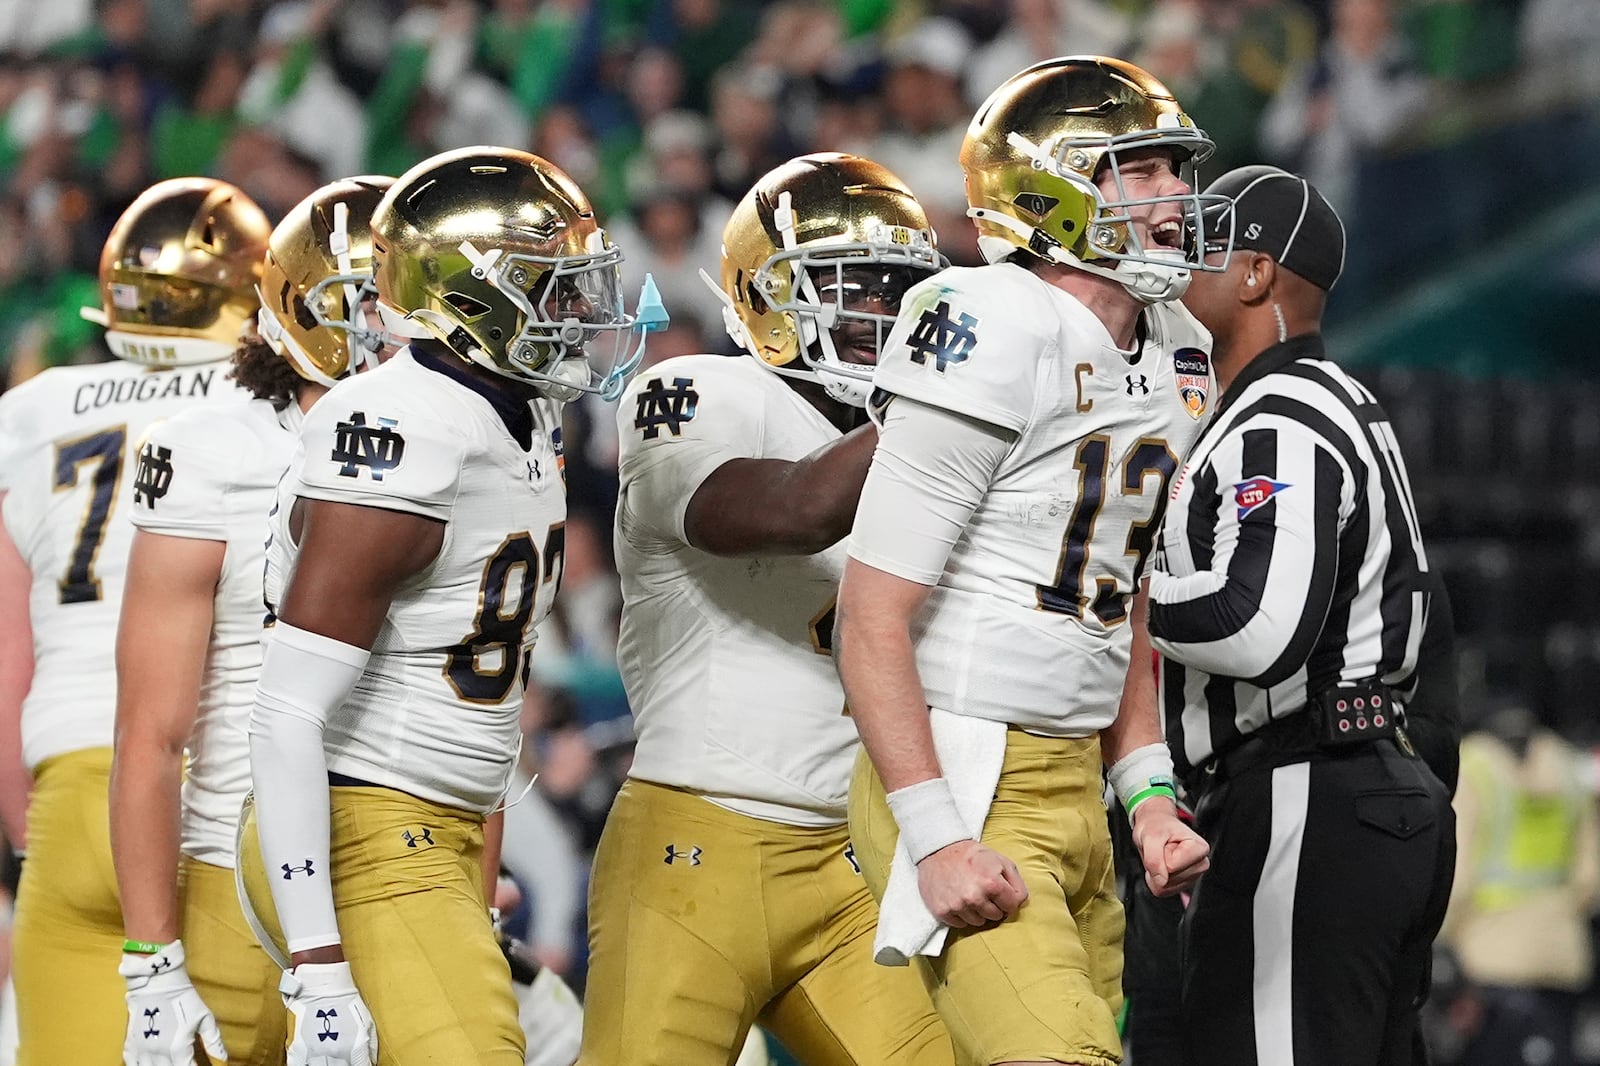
[1150,219,1183,250]
[834,326,878,365]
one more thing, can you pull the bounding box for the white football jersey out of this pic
[867,263,1214,735]
[0,359,242,770]
[614,354,857,826]
[264,347,567,814]
[127,396,297,867]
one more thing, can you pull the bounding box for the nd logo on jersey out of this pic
[332,412,406,481]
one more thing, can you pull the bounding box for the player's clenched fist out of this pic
[916,839,1030,927]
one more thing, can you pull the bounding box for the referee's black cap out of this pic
[1201,166,1346,292]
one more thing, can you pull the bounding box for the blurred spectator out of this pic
[151,50,246,179]
[238,0,368,181]
[1442,707,1600,1066]
[1260,0,1428,212]
[668,0,763,112]
[867,17,978,263]
[709,62,797,204]
[610,186,731,351]
[966,0,1133,107]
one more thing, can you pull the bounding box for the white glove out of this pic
[280,962,377,1066]
[119,940,228,1065]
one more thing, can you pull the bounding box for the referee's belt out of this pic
[1189,682,1403,796]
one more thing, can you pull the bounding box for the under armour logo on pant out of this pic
[402,827,435,848]
[663,844,702,866]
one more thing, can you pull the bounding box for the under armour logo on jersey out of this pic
[663,844,702,866]
[332,412,406,480]
[132,443,173,507]
[906,300,979,373]
[316,1008,339,1041]
[634,377,699,440]
[526,459,541,483]
[402,827,434,848]
[843,842,861,875]
[1125,374,1151,396]
[281,859,315,879]
[142,1007,159,1039]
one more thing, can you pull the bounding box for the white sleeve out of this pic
[126,412,238,540]
[294,397,467,522]
[0,381,39,493]
[247,623,370,955]
[614,358,765,546]
[846,395,1013,585]
[870,268,1045,435]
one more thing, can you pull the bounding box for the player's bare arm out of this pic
[1101,581,1209,898]
[263,497,443,968]
[836,558,1027,928]
[0,506,32,853]
[110,531,225,943]
[684,421,878,556]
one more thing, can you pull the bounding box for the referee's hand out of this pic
[1131,798,1210,897]
[917,840,1030,928]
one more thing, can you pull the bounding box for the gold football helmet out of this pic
[370,146,639,401]
[962,56,1227,301]
[713,152,943,407]
[257,176,396,388]
[84,177,271,366]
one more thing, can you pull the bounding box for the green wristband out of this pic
[123,938,165,955]
[1124,783,1177,816]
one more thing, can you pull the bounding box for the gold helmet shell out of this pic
[86,177,270,366]
[962,56,1221,292]
[717,152,942,404]
[257,176,395,388]
[370,146,636,400]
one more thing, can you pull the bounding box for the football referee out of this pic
[1148,166,1456,1066]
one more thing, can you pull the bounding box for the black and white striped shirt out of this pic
[1148,334,1430,778]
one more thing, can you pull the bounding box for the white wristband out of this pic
[1107,742,1178,814]
[886,777,972,864]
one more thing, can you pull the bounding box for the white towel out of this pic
[872,710,1009,966]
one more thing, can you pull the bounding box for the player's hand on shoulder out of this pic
[119,939,229,1066]
[1131,796,1210,897]
[281,961,378,1066]
[916,839,1029,928]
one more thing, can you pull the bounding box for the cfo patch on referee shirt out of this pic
[1234,476,1291,520]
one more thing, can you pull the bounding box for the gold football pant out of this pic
[12,747,123,1066]
[849,730,1126,1066]
[181,856,286,1065]
[238,785,524,1065]
[580,779,952,1066]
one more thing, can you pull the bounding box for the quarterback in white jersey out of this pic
[239,147,647,1066]
[587,154,952,1066]
[108,176,396,1066]
[837,58,1219,1066]
[0,178,268,1066]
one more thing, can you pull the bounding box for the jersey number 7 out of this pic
[1036,435,1177,627]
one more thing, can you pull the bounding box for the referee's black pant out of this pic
[1180,734,1456,1066]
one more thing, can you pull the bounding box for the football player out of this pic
[0,178,269,1065]
[109,176,397,1066]
[236,146,651,1066]
[836,58,1220,1066]
[582,153,952,1066]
